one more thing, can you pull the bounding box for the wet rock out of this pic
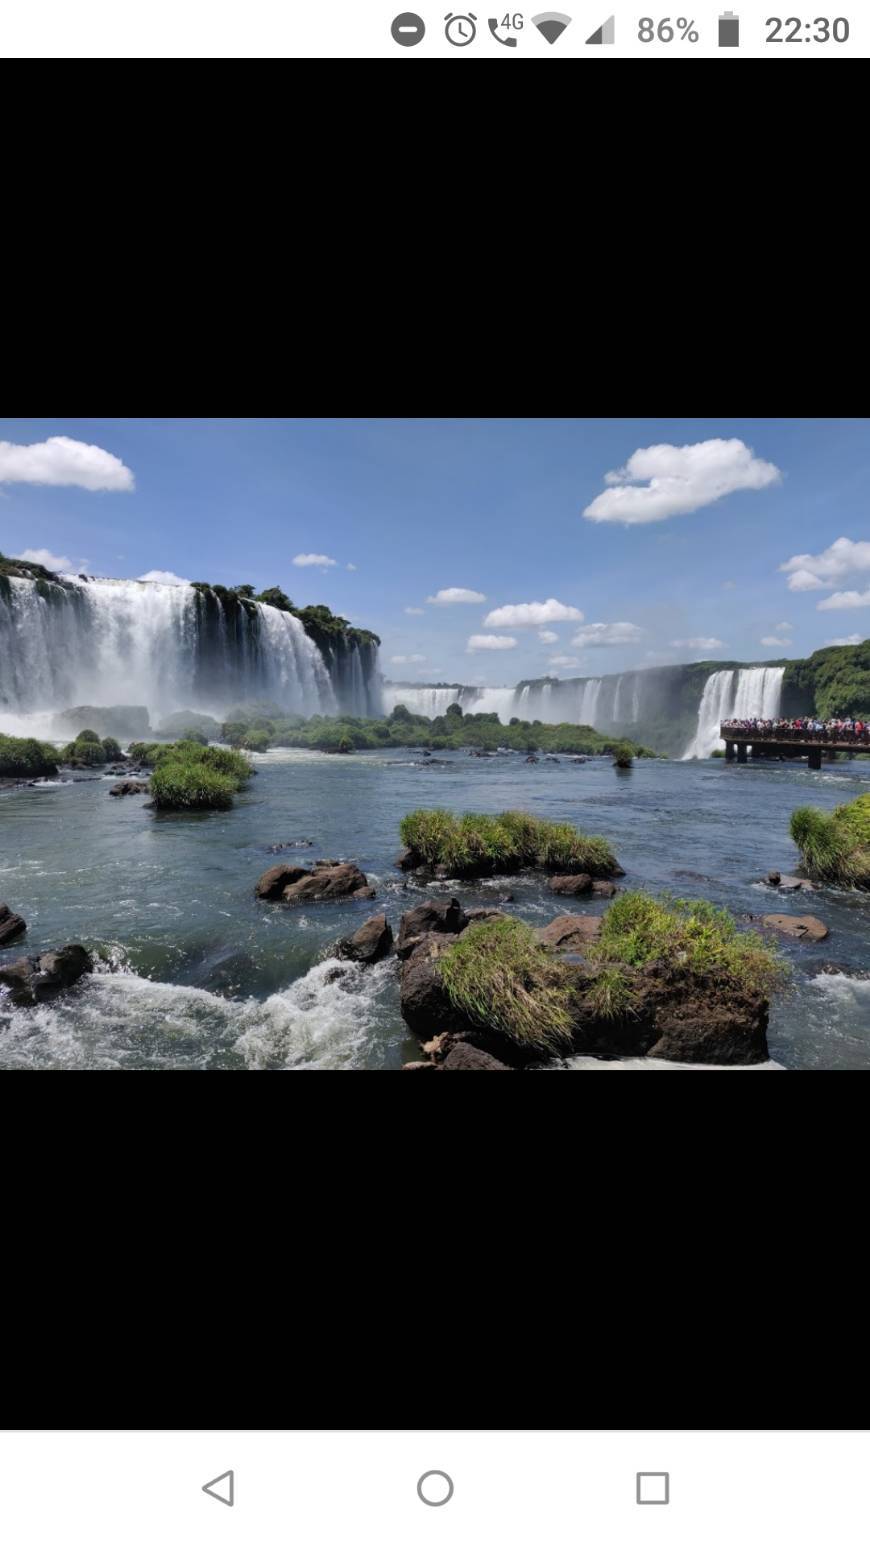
[265,840,314,853]
[0,904,27,947]
[394,847,419,871]
[399,934,471,1037]
[536,914,602,951]
[767,870,781,886]
[282,864,374,905]
[592,880,618,898]
[336,913,393,964]
[761,913,829,942]
[108,780,149,797]
[396,898,467,959]
[255,862,311,899]
[0,944,93,1006]
[441,1042,511,1071]
[548,873,593,896]
[525,754,539,764]
[776,874,815,893]
[464,908,510,925]
[638,963,769,1065]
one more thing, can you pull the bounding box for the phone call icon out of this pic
[488,15,518,41]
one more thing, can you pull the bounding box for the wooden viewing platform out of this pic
[721,726,870,770]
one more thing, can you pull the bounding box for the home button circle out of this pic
[417,1471,454,1507]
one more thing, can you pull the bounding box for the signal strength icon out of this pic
[586,12,614,40]
[531,10,571,40]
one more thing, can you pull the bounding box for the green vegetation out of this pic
[148,741,253,811]
[219,705,655,758]
[62,730,108,766]
[612,742,634,769]
[782,639,870,720]
[188,581,381,650]
[101,737,122,760]
[437,917,576,1054]
[399,808,619,877]
[156,710,220,739]
[587,891,784,996]
[0,733,59,779]
[790,793,870,887]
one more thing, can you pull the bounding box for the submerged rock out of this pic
[761,913,829,942]
[336,913,393,964]
[548,873,593,896]
[108,780,149,797]
[0,944,93,1006]
[0,904,27,947]
[763,872,814,892]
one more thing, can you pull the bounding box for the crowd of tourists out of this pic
[721,715,870,744]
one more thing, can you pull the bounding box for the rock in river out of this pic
[0,904,27,947]
[548,873,592,896]
[535,914,602,951]
[109,780,149,797]
[761,913,829,942]
[256,860,374,904]
[396,897,467,959]
[0,944,93,1006]
[335,913,393,964]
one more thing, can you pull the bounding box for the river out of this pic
[2,748,869,1070]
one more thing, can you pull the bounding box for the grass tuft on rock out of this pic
[399,807,618,877]
[436,917,576,1053]
[790,794,870,887]
[588,891,784,996]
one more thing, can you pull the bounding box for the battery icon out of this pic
[718,9,739,42]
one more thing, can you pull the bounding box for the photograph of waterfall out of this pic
[2,418,870,1071]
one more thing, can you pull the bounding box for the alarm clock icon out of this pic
[445,10,477,42]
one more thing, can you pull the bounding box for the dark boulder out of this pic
[108,780,149,797]
[766,870,781,886]
[394,848,419,870]
[0,945,93,1006]
[255,863,311,899]
[399,934,471,1038]
[396,897,467,959]
[441,1042,511,1071]
[591,880,618,898]
[0,904,27,947]
[280,864,374,905]
[638,963,769,1064]
[548,873,593,896]
[336,913,393,964]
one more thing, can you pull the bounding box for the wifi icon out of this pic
[531,9,571,39]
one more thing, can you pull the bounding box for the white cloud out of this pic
[14,547,77,572]
[137,569,190,585]
[293,553,337,568]
[390,654,427,664]
[671,636,724,650]
[484,599,583,628]
[775,621,793,632]
[824,634,864,646]
[549,655,582,668]
[780,537,870,593]
[0,435,134,491]
[427,587,487,605]
[467,634,517,652]
[538,629,558,644]
[346,562,357,571]
[818,589,870,610]
[572,622,643,648]
[760,636,789,647]
[583,438,781,526]
[404,606,424,615]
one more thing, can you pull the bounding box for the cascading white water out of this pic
[682,666,785,759]
[473,687,521,720]
[578,678,602,727]
[381,685,465,718]
[0,576,368,726]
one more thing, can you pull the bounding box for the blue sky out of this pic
[1,417,868,684]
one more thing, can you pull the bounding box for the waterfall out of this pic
[683,666,785,759]
[578,678,602,728]
[381,685,465,718]
[0,576,380,727]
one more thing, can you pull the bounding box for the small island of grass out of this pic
[399,807,622,879]
[790,793,870,887]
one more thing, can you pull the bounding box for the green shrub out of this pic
[0,734,59,778]
[150,760,236,810]
[101,737,122,760]
[127,742,163,764]
[612,742,634,769]
[62,737,107,766]
[240,729,271,752]
[76,728,101,744]
[398,807,619,877]
[437,918,576,1053]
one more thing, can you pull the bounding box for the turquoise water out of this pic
[2,747,869,1070]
